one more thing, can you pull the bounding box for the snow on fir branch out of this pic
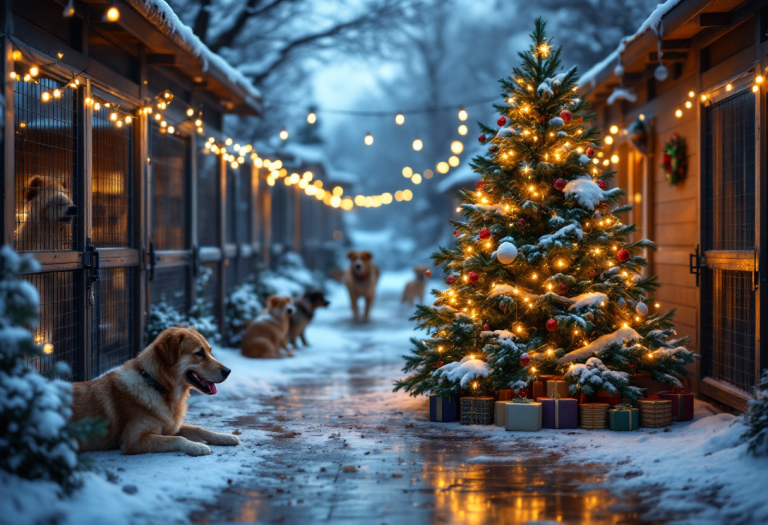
[559,327,641,364]
[433,356,492,389]
[564,357,642,399]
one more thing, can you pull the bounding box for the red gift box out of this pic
[578,390,622,405]
[657,387,693,422]
[497,389,515,401]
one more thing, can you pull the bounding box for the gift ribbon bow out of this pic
[512,396,530,404]
[614,403,633,410]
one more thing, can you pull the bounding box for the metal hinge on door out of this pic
[689,244,704,287]
[84,239,101,306]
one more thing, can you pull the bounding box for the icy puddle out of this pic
[190,352,664,524]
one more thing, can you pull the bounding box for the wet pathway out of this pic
[191,286,666,525]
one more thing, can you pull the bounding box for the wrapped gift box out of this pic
[494,400,513,426]
[658,391,694,422]
[505,401,542,432]
[637,399,672,428]
[579,403,609,430]
[429,394,460,422]
[460,396,494,425]
[577,390,622,405]
[546,380,569,399]
[608,407,640,431]
[497,389,516,401]
[531,381,546,401]
[539,397,578,429]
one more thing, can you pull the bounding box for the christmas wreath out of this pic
[661,133,686,185]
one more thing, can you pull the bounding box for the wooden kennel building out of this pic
[581,0,768,410]
[0,0,345,382]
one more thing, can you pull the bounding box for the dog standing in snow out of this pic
[343,250,379,323]
[241,295,295,358]
[71,326,239,456]
[401,265,430,306]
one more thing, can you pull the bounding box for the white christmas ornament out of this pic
[654,63,668,82]
[636,301,648,317]
[549,117,564,129]
[496,242,518,265]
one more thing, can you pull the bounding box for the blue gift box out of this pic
[429,394,460,422]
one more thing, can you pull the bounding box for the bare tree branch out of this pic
[208,0,294,52]
[192,0,212,41]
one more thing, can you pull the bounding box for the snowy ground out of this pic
[4,271,768,524]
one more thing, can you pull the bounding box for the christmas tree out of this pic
[0,246,104,490]
[394,19,696,401]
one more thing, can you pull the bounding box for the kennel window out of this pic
[14,69,78,252]
[151,124,190,251]
[197,149,220,247]
[151,266,190,314]
[704,90,756,251]
[92,97,134,248]
[25,271,80,381]
[91,267,135,377]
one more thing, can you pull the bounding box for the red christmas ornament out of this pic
[519,353,530,367]
[424,269,432,278]
[560,109,573,123]
[489,145,498,153]
[588,270,596,279]
[597,180,606,190]
[586,147,596,158]
[546,318,558,331]
[467,271,479,284]
[478,134,487,144]
[483,324,490,331]
[476,181,486,190]
[617,249,631,263]
[556,282,568,295]
[479,228,491,240]
[554,178,566,191]
[497,116,507,127]
[517,218,527,228]
[499,302,506,310]
[436,360,443,368]
[446,275,456,285]
[630,364,636,370]
[453,230,460,238]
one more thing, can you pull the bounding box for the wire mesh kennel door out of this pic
[148,122,193,326]
[700,89,759,396]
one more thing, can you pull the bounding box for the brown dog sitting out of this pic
[241,295,295,358]
[16,175,77,251]
[288,290,330,348]
[71,326,239,456]
[401,265,430,306]
[343,250,379,323]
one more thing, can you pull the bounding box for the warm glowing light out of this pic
[448,156,460,167]
[685,100,693,108]
[110,112,118,122]
[167,125,174,133]
[412,138,423,151]
[279,129,289,140]
[604,135,614,145]
[609,125,618,134]
[395,113,404,125]
[437,162,449,174]
[726,83,733,92]
[105,6,120,22]
[611,154,619,164]
[655,303,661,308]
[402,189,413,201]
[43,343,54,355]
[332,186,343,197]
[675,109,683,118]
[41,92,51,102]
[758,76,765,84]
[701,94,707,102]
[402,166,413,178]
[538,43,551,56]
[412,173,422,184]
[125,116,132,124]
[458,124,468,135]
[753,85,759,93]
[451,141,464,154]
[364,133,374,146]
[307,111,317,124]
[458,109,468,121]
[29,66,39,77]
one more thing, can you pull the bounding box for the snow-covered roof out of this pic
[436,164,477,194]
[579,0,684,92]
[127,0,262,113]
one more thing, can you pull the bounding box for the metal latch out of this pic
[689,244,704,287]
[84,239,101,305]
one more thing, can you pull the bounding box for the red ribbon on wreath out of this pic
[661,133,686,185]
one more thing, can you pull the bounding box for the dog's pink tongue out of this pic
[207,381,217,395]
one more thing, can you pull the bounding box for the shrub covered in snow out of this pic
[564,357,642,400]
[743,370,768,456]
[146,266,220,344]
[224,282,262,346]
[0,246,103,490]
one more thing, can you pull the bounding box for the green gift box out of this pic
[608,407,640,431]
[504,400,542,432]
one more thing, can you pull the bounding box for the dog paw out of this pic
[184,441,213,456]
[209,433,240,446]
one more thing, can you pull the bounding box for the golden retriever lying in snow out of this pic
[71,326,239,456]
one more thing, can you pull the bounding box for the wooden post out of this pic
[217,153,226,321]
[293,185,301,254]
[136,46,149,352]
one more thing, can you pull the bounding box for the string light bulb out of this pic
[395,113,404,125]
[364,133,374,146]
[726,83,733,92]
[458,108,468,121]
[412,138,423,151]
[604,135,614,145]
[458,124,467,135]
[279,129,289,140]
[105,6,120,22]
[675,109,683,118]
[609,125,618,134]
[451,141,463,154]
[29,66,39,77]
